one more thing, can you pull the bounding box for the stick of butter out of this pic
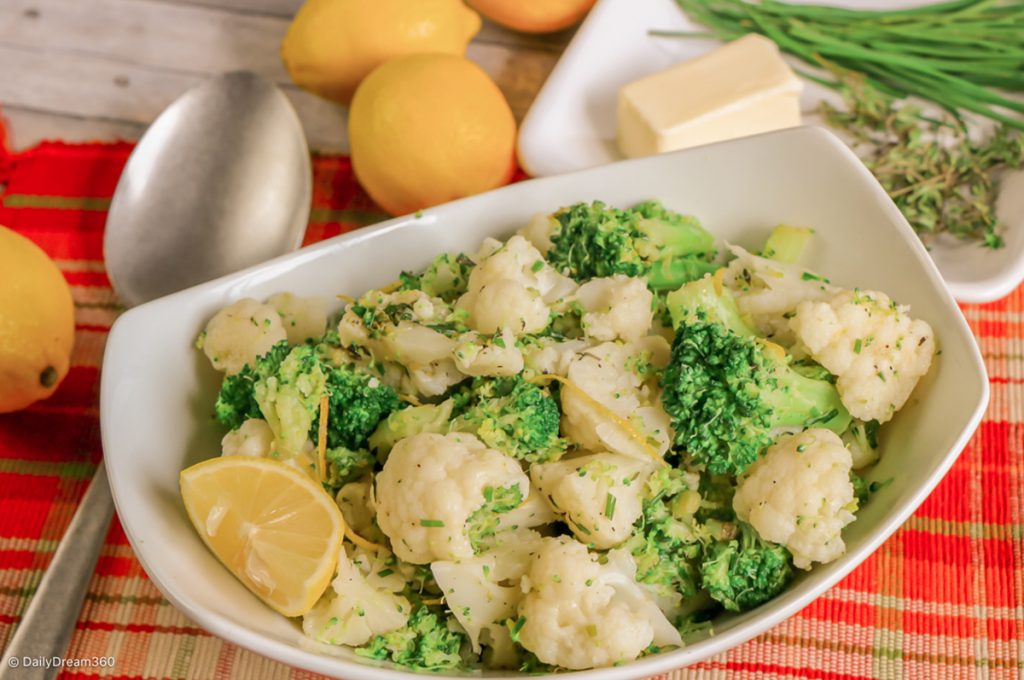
[617,34,803,158]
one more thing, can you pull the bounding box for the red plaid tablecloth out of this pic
[0,121,1020,680]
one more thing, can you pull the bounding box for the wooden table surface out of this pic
[0,0,573,152]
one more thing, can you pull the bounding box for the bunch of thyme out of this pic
[821,74,1022,249]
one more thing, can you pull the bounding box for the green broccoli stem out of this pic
[761,225,814,264]
[665,276,756,337]
[634,205,716,257]
[647,257,722,291]
[700,524,794,613]
[760,353,853,435]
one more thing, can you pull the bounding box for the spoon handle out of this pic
[0,463,114,680]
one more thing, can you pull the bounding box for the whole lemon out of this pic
[0,227,75,413]
[468,0,596,33]
[281,0,481,105]
[349,54,516,216]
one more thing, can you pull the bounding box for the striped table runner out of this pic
[0,135,1020,680]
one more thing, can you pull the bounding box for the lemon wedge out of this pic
[180,456,344,617]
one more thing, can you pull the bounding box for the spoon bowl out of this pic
[104,71,311,307]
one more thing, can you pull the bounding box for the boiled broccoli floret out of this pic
[254,344,328,455]
[467,484,525,552]
[700,523,793,612]
[621,467,702,600]
[400,252,474,303]
[355,605,467,671]
[213,340,291,429]
[214,340,399,457]
[324,446,375,489]
[546,200,718,290]
[450,377,566,463]
[317,366,401,450]
[661,280,851,476]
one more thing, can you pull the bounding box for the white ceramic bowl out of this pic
[101,127,988,680]
[517,0,1024,303]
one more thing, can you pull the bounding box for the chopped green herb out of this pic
[604,493,617,520]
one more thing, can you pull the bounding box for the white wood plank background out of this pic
[0,0,572,151]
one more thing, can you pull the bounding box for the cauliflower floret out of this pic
[220,418,274,458]
[531,452,655,549]
[722,244,836,344]
[337,289,466,397]
[303,546,410,646]
[266,292,328,345]
[457,235,577,336]
[518,213,556,255]
[790,289,935,423]
[430,530,546,655]
[452,328,524,377]
[521,337,591,377]
[516,537,680,670]
[201,298,287,375]
[733,429,856,569]
[338,290,455,362]
[430,530,550,666]
[375,432,529,564]
[560,341,673,461]
[573,275,654,343]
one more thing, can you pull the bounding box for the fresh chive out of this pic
[509,616,527,642]
[420,519,445,527]
[804,409,839,428]
[604,493,617,520]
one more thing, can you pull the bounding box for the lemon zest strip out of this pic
[345,528,384,552]
[317,395,329,483]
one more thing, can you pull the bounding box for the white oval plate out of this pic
[517,0,1024,303]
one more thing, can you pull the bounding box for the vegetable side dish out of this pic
[185,200,936,671]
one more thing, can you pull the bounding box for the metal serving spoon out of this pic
[1,71,311,678]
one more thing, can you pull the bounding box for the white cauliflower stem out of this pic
[303,546,410,646]
[733,429,856,569]
[201,298,287,375]
[531,452,654,549]
[790,289,935,423]
[516,537,680,670]
[375,432,529,564]
[723,244,836,343]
